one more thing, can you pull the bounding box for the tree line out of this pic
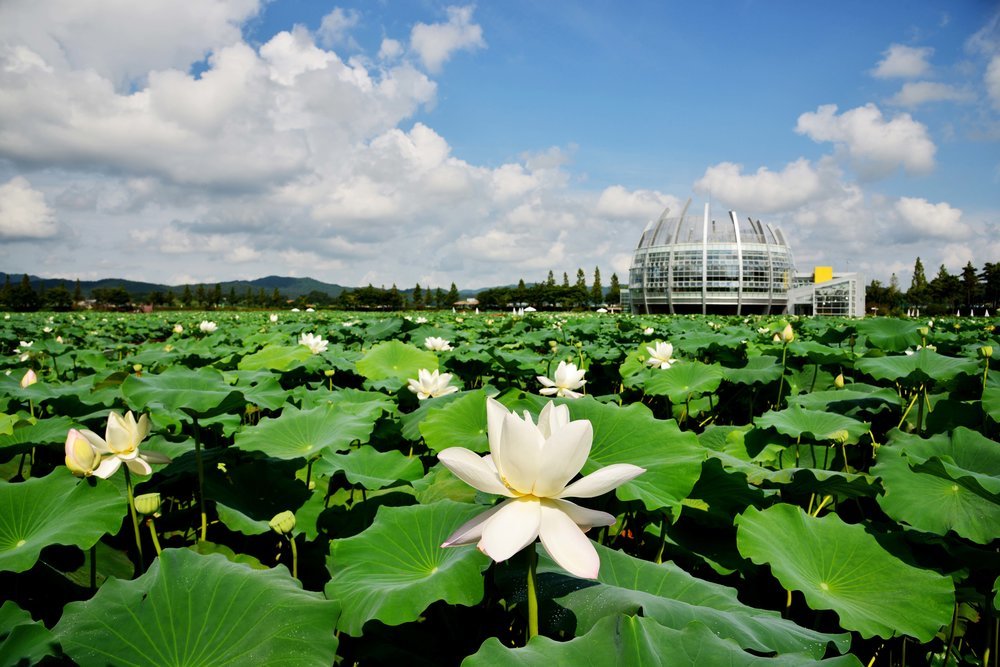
[866,258,1000,316]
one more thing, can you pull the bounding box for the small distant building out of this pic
[623,200,865,316]
[454,298,479,309]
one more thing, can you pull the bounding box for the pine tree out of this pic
[435,287,444,308]
[561,272,570,288]
[961,261,980,309]
[591,267,603,305]
[546,271,556,287]
[446,283,460,306]
[73,279,83,303]
[607,273,621,305]
[413,283,424,308]
[908,257,928,306]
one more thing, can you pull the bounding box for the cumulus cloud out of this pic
[872,44,933,79]
[694,158,839,214]
[409,5,485,73]
[596,186,680,221]
[795,103,936,178]
[888,81,975,107]
[894,197,971,239]
[0,177,59,240]
[317,7,361,49]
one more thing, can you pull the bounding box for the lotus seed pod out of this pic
[134,492,161,516]
[834,373,845,389]
[324,369,336,377]
[980,346,993,359]
[269,510,296,535]
[133,364,143,373]
[549,340,558,348]
[831,430,850,444]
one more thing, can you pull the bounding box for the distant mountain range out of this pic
[0,273,482,300]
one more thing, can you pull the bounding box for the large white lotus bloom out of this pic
[425,336,453,351]
[438,399,644,578]
[73,411,171,478]
[407,369,459,399]
[199,320,217,333]
[537,361,586,398]
[65,429,103,477]
[298,332,329,354]
[645,341,676,370]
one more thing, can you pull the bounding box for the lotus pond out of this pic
[1,310,999,666]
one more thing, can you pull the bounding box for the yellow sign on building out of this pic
[814,266,833,284]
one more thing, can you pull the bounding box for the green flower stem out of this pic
[775,343,789,408]
[147,517,163,556]
[192,415,207,542]
[897,390,919,430]
[526,543,539,643]
[89,545,97,590]
[28,399,34,420]
[288,535,298,579]
[122,466,145,572]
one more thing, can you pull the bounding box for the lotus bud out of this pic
[917,327,929,337]
[134,492,162,516]
[834,373,845,389]
[324,369,336,377]
[65,429,100,476]
[20,369,37,388]
[772,333,781,343]
[830,430,850,445]
[549,340,558,349]
[980,346,993,359]
[780,323,795,344]
[269,510,296,536]
[133,364,143,373]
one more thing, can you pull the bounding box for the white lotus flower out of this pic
[20,369,37,388]
[16,341,33,362]
[438,398,645,578]
[645,341,676,369]
[71,411,171,478]
[298,332,329,354]
[270,314,279,323]
[198,320,217,333]
[407,369,459,399]
[643,327,654,335]
[425,336,453,351]
[537,361,586,398]
[173,324,184,334]
[415,316,428,324]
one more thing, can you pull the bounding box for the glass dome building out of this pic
[626,201,796,315]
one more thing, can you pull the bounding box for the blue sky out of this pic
[0,1,997,290]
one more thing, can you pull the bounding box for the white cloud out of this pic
[987,56,1000,110]
[872,44,933,79]
[894,197,971,239]
[595,185,679,221]
[888,81,975,107]
[694,158,839,213]
[409,5,485,73]
[379,38,403,61]
[0,176,58,240]
[795,104,935,178]
[317,8,361,49]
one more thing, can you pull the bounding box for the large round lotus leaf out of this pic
[735,504,954,641]
[224,371,288,411]
[234,404,379,459]
[0,601,57,665]
[466,616,862,667]
[237,344,313,371]
[642,361,725,402]
[355,340,438,381]
[982,386,1000,423]
[561,398,703,515]
[325,500,490,635]
[789,385,902,413]
[545,541,849,659]
[0,469,125,573]
[855,348,977,386]
[888,427,1000,495]
[725,356,783,386]
[400,390,464,441]
[411,463,479,504]
[303,387,398,419]
[55,548,340,666]
[121,366,246,417]
[787,340,852,365]
[419,389,489,453]
[0,415,75,457]
[315,445,424,490]
[853,319,922,352]
[874,446,1000,543]
[755,405,869,444]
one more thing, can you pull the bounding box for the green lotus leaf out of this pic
[725,356,783,386]
[982,386,1000,423]
[55,548,339,666]
[735,504,954,641]
[789,385,902,413]
[61,541,135,588]
[552,397,703,514]
[855,348,977,386]
[466,616,862,666]
[642,361,725,402]
[315,445,424,490]
[854,318,922,352]
[787,340,853,365]
[215,501,270,535]
[0,469,125,573]
[188,540,268,569]
[237,344,313,371]
[546,542,850,658]
[419,389,489,453]
[325,500,490,635]
[121,366,246,417]
[0,601,57,666]
[411,463,480,504]
[234,404,379,459]
[0,414,14,436]
[0,415,76,456]
[874,445,1000,544]
[400,390,465,441]
[224,370,289,410]
[355,340,438,381]
[755,405,869,444]
[890,427,1000,496]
